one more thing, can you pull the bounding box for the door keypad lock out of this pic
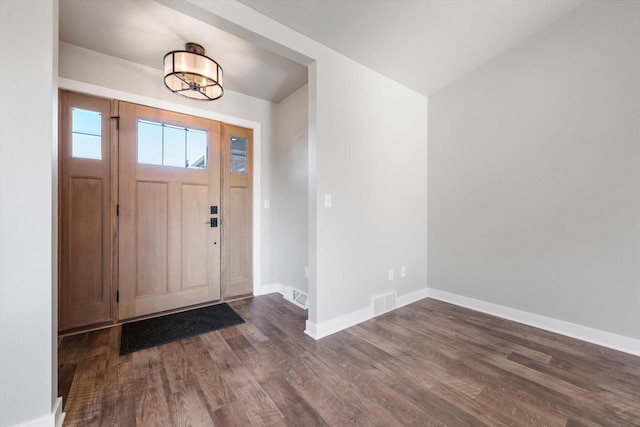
[204,218,218,227]
[207,206,219,227]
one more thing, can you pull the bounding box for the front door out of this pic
[118,102,221,319]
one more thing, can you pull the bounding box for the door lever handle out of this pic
[206,218,218,227]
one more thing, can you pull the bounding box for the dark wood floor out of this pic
[59,294,640,426]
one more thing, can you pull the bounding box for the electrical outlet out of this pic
[388,269,394,281]
[401,266,407,277]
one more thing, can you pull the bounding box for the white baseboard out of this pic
[54,398,65,427]
[258,282,285,296]
[427,288,640,357]
[14,397,65,427]
[397,287,430,309]
[305,306,372,339]
[304,287,429,340]
[304,320,318,339]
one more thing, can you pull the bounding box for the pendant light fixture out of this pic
[163,42,224,101]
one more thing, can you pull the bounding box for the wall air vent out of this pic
[373,291,397,316]
[292,289,308,309]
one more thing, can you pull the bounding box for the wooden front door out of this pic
[59,90,115,331]
[118,102,222,320]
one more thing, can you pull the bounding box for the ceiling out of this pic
[237,0,585,96]
[60,0,586,102]
[59,0,308,103]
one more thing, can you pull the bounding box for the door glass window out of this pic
[72,108,102,159]
[163,125,186,168]
[137,119,207,169]
[137,120,162,165]
[230,136,247,174]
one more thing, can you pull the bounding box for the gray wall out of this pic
[428,0,640,339]
[274,85,309,293]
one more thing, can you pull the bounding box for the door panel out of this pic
[229,187,250,283]
[59,91,113,331]
[136,181,168,296]
[118,102,221,320]
[69,178,103,305]
[182,184,210,288]
[222,124,253,298]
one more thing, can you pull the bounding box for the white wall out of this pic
[0,1,60,426]
[59,42,279,290]
[180,0,429,336]
[273,85,309,294]
[428,0,640,340]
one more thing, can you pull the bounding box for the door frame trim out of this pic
[59,77,263,297]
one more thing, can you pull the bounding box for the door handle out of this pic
[206,218,218,227]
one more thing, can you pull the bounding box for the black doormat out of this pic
[119,303,244,355]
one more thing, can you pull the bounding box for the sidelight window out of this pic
[230,136,247,174]
[71,108,102,160]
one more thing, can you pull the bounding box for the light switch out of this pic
[324,194,332,208]
[264,199,270,209]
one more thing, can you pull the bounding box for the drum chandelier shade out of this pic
[163,43,223,101]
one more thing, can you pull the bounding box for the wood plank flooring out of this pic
[59,294,640,426]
